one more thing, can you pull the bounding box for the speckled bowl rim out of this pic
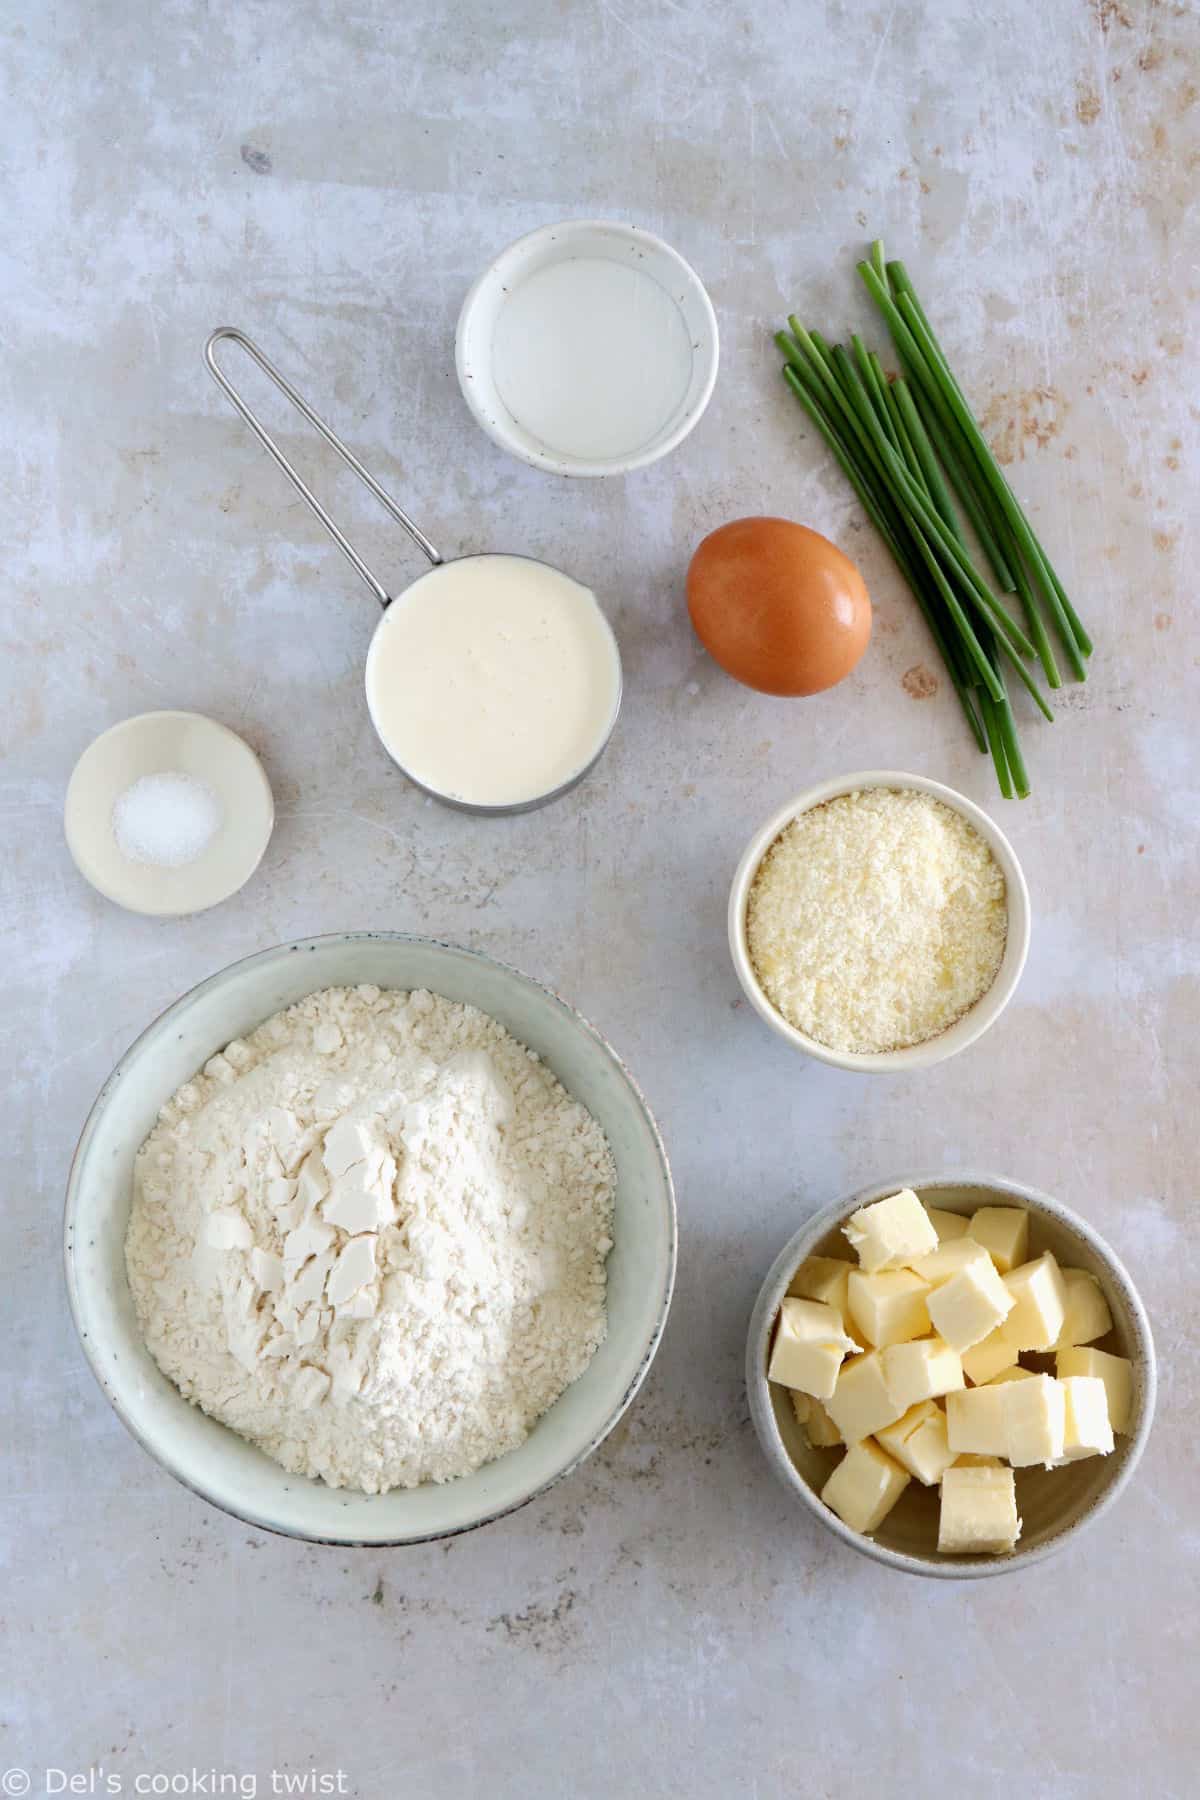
[454,218,719,477]
[728,770,1031,1073]
[63,931,677,1547]
[746,1173,1156,1579]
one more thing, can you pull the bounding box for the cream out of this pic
[365,553,620,807]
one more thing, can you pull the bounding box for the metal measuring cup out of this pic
[204,329,622,816]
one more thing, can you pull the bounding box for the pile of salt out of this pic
[112,772,223,868]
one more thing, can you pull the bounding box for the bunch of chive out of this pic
[776,242,1092,797]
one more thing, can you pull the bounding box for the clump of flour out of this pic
[125,985,615,1493]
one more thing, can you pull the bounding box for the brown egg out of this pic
[687,516,872,696]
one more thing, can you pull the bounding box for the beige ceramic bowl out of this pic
[746,1175,1155,1578]
[728,770,1030,1073]
[64,710,274,916]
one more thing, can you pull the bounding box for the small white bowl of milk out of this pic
[456,219,719,477]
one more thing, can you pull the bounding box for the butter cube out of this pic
[927,1256,1014,1352]
[768,1298,859,1399]
[822,1440,910,1534]
[881,1337,964,1411]
[1056,1346,1133,1434]
[938,1465,1021,1555]
[960,1328,1019,1386]
[987,1365,1036,1384]
[826,1351,905,1444]
[802,1395,843,1447]
[790,1389,844,1449]
[1055,1268,1114,1348]
[910,1238,992,1285]
[843,1187,937,1272]
[1004,1373,1066,1468]
[787,1254,851,1314]
[788,1253,867,1348]
[847,1268,931,1348]
[1059,1375,1115,1461]
[967,1206,1030,1274]
[875,1400,956,1486]
[926,1205,969,1241]
[1002,1252,1068,1351]
[946,1384,1010,1457]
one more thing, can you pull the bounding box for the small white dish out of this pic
[455,219,719,477]
[746,1175,1156,1578]
[64,932,677,1545]
[64,710,274,917]
[728,770,1031,1073]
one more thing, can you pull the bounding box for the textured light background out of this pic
[3,0,1197,1794]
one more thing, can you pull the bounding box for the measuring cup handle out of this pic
[204,327,442,606]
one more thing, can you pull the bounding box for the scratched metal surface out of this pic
[3,1,1197,1794]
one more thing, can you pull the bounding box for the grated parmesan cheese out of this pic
[746,788,1007,1054]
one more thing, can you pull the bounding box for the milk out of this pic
[491,257,694,462]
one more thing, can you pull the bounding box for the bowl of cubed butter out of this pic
[746,1176,1155,1577]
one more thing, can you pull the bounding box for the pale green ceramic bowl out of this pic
[747,1175,1155,1578]
[65,933,676,1545]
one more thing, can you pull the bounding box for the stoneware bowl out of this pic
[455,218,719,477]
[746,1174,1155,1578]
[728,770,1031,1073]
[65,933,676,1545]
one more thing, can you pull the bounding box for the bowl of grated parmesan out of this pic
[728,771,1030,1071]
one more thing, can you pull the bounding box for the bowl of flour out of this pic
[65,934,676,1544]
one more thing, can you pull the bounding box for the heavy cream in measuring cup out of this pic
[365,553,621,808]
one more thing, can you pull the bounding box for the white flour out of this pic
[125,985,615,1492]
